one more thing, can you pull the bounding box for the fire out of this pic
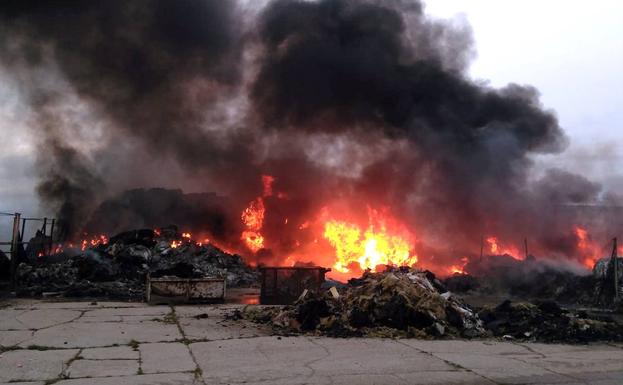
[449,256,469,275]
[575,226,589,249]
[241,198,265,232]
[574,226,603,269]
[262,174,275,197]
[170,240,181,248]
[240,174,278,252]
[449,265,464,274]
[324,219,417,273]
[241,231,264,252]
[486,236,499,254]
[241,197,266,252]
[80,234,109,251]
[486,236,521,260]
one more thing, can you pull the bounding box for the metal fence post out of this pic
[49,219,56,254]
[613,237,619,301]
[10,212,21,291]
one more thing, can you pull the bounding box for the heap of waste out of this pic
[443,255,599,305]
[479,299,623,343]
[16,227,258,300]
[245,267,485,338]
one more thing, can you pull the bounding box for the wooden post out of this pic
[10,212,21,291]
[612,237,618,301]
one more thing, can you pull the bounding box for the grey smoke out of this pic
[0,0,617,267]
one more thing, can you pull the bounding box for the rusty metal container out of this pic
[260,266,330,305]
[146,275,226,304]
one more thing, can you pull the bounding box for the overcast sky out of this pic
[1,0,622,222]
[425,0,623,184]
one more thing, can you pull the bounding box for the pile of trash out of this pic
[479,299,623,343]
[443,255,598,305]
[15,227,258,300]
[245,267,484,338]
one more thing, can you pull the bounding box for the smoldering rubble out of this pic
[245,267,484,338]
[443,254,599,305]
[243,266,623,342]
[16,227,258,300]
[479,300,623,343]
[12,237,623,342]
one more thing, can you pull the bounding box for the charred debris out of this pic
[13,227,257,300]
[244,266,623,343]
[4,226,623,343]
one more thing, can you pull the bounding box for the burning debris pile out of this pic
[4,0,623,279]
[479,300,623,343]
[243,266,623,342]
[443,255,598,305]
[15,227,258,300]
[245,267,484,338]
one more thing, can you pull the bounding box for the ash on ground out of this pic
[15,228,258,300]
[480,299,623,343]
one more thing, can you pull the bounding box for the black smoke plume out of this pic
[0,0,618,268]
[0,0,249,237]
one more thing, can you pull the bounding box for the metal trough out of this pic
[260,266,330,305]
[146,275,226,304]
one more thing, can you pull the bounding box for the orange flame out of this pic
[574,226,603,269]
[197,238,211,247]
[241,198,265,231]
[486,236,521,260]
[80,234,109,251]
[323,216,417,273]
[241,197,266,252]
[241,231,264,253]
[449,256,469,275]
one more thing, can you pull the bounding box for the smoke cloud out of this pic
[0,0,618,269]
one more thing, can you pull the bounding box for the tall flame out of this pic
[324,219,417,273]
[241,198,266,252]
[240,174,275,252]
[574,226,604,269]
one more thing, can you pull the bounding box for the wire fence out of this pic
[1,212,58,290]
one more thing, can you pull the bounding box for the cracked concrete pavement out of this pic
[1,300,622,384]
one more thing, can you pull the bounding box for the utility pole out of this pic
[612,237,619,301]
[524,237,529,259]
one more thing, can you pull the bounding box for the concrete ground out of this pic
[0,300,622,385]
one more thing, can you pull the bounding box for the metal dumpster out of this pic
[260,266,330,305]
[146,275,226,304]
